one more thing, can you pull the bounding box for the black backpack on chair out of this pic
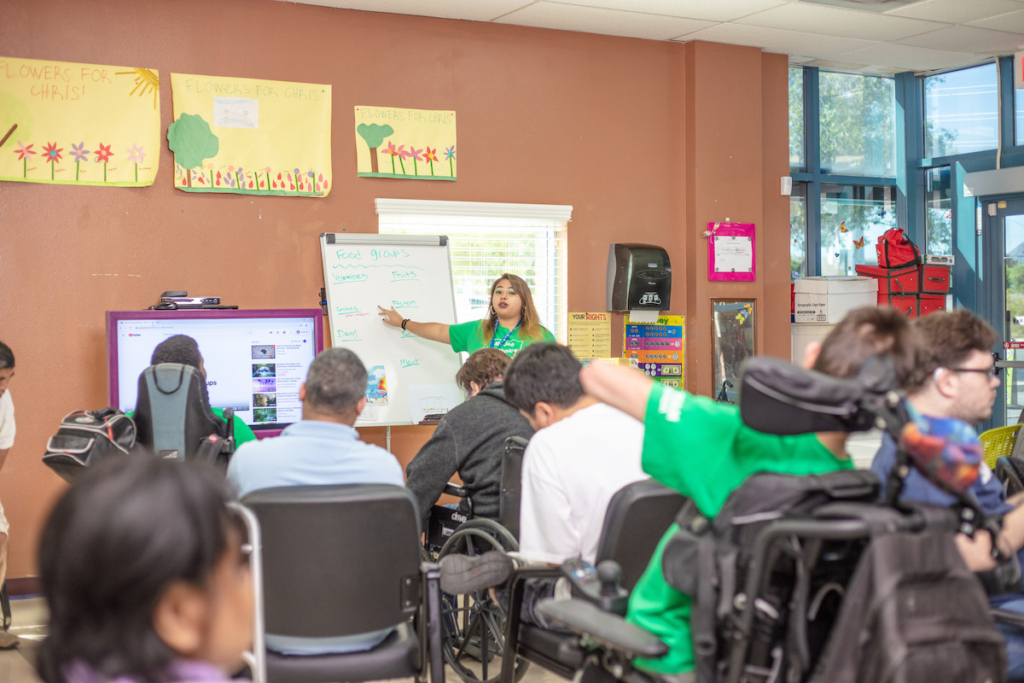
[43,407,137,483]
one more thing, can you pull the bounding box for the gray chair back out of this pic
[242,484,422,638]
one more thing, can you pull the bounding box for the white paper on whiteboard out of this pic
[714,235,753,273]
[213,97,259,129]
[407,384,463,424]
[360,404,379,423]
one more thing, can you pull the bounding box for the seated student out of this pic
[405,347,534,523]
[578,306,920,681]
[36,457,253,683]
[132,335,257,447]
[226,347,403,654]
[870,310,1024,677]
[441,343,646,625]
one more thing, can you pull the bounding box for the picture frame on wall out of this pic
[711,299,755,404]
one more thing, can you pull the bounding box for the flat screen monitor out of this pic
[107,309,324,437]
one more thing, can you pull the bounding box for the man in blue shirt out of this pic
[871,310,1024,676]
[227,347,404,653]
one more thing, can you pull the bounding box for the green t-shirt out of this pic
[126,407,257,447]
[626,382,853,675]
[448,319,556,358]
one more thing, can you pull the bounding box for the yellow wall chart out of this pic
[355,106,455,181]
[0,57,161,187]
[169,73,331,197]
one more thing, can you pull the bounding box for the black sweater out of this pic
[405,382,534,522]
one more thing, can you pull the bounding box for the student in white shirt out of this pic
[440,344,646,627]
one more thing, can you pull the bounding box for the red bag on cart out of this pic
[876,228,923,268]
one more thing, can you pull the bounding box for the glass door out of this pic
[985,198,1024,428]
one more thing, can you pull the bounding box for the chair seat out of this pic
[266,621,419,683]
[518,624,584,676]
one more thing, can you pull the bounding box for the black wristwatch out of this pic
[401,318,410,330]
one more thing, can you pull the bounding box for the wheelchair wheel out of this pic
[438,521,530,683]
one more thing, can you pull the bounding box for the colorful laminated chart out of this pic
[622,313,684,389]
[169,73,331,196]
[0,57,161,187]
[354,105,456,181]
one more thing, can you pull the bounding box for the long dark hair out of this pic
[37,456,240,683]
[480,273,544,342]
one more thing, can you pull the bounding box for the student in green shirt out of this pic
[128,335,257,447]
[577,306,921,680]
[378,273,555,358]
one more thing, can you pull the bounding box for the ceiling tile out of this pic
[672,23,877,59]
[789,55,817,64]
[837,43,983,71]
[494,3,717,40]
[734,2,947,40]
[886,0,1023,24]
[276,0,534,22]
[545,0,789,22]
[897,25,1024,53]
[969,9,1024,34]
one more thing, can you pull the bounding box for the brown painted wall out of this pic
[0,0,788,580]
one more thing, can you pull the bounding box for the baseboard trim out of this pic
[6,577,41,597]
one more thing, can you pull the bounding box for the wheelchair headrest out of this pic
[738,356,896,435]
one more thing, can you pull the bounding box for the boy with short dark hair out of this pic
[0,340,19,648]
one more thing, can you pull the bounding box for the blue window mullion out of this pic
[805,67,822,276]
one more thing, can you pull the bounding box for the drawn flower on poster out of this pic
[127,144,146,182]
[94,143,113,182]
[70,142,90,181]
[423,147,438,176]
[13,142,35,178]
[445,145,456,177]
[42,142,62,180]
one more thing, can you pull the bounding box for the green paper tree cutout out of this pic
[167,113,220,188]
[356,123,393,174]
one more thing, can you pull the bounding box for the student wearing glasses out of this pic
[869,310,1024,679]
[379,273,555,358]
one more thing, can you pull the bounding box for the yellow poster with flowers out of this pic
[0,56,161,186]
[169,73,331,196]
[354,105,456,181]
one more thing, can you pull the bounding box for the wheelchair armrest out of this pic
[444,481,469,498]
[993,608,1024,631]
[537,599,668,660]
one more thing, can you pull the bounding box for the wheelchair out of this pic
[528,357,1024,683]
[426,436,687,683]
[424,436,529,683]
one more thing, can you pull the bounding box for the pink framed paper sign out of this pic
[707,222,755,282]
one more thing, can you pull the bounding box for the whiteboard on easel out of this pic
[319,233,463,427]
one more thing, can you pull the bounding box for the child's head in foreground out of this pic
[37,456,253,683]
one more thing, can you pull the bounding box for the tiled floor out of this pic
[0,597,568,683]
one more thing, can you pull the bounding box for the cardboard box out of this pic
[793,277,878,324]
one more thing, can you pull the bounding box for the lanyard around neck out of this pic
[491,320,521,348]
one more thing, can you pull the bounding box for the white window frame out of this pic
[376,198,571,343]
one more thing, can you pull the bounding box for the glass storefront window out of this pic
[924,63,998,158]
[819,72,896,177]
[790,68,804,171]
[820,184,896,276]
[924,167,952,256]
[790,182,807,279]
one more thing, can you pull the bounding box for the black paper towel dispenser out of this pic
[606,243,672,311]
